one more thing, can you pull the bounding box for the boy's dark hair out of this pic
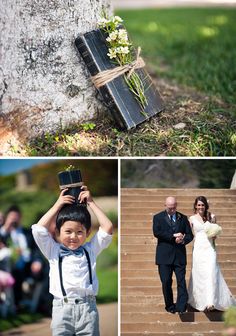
[56,204,91,232]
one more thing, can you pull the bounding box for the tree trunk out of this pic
[0,0,112,152]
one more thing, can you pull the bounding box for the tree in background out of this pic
[0,159,118,227]
[121,159,236,188]
[0,0,111,151]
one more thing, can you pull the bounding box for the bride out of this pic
[188,196,236,311]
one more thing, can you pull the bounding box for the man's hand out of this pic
[174,233,185,244]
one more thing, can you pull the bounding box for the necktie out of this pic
[59,244,84,258]
[170,215,176,231]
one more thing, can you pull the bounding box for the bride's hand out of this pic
[174,233,184,239]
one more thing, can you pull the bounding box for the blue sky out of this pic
[0,159,55,176]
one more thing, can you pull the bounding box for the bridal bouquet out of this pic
[204,221,222,248]
[204,221,222,239]
[97,14,148,111]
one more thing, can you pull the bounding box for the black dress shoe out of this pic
[166,306,176,314]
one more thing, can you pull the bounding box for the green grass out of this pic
[0,313,43,332]
[117,8,236,104]
[8,8,236,157]
[97,267,118,303]
[96,231,118,303]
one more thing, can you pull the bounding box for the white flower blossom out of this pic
[97,17,110,28]
[118,29,128,42]
[115,46,130,55]
[106,31,118,42]
[107,48,117,59]
[112,16,123,25]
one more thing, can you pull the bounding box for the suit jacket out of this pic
[153,210,193,265]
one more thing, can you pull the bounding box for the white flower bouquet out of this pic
[98,14,148,112]
[204,221,222,239]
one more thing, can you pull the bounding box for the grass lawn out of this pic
[10,7,236,156]
[121,8,236,105]
[0,313,43,332]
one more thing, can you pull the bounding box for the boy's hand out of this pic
[79,186,93,204]
[54,189,75,210]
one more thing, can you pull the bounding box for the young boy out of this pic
[32,186,113,336]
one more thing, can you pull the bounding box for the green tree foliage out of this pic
[0,160,118,227]
[121,159,235,188]
[30,160,118,196]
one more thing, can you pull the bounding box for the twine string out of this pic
[91,47,145,88]
[59,182,84,190]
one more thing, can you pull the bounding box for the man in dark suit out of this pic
[153,196,193,314]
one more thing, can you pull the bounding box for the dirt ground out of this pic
[1,303,118,336]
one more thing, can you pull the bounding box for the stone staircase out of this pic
[121,188,236,336]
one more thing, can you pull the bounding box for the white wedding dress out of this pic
[188,215,236,311]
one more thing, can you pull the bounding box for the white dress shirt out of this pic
[31,224,112,298]
[0,226,30,262]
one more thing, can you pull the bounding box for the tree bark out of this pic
[0,0,112,152]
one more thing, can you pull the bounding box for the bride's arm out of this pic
[188,215,194,230]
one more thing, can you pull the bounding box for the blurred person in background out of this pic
[0,235,15,316]
[23,214,52,315]
[0,212,4,226]
[0,205,30,308]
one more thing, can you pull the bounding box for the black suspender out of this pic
[58,247,93,302]
[58,255,67,299]
[81,247,93,285]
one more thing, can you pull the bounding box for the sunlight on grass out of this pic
[199,26,218,37]
[145,21,168,34]
[231,134,236,146]
[146,22,159,32]
[208,15,228,26]
[118,8,236,104]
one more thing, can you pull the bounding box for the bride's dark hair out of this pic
[194,196,211,221]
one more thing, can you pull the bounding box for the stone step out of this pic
[121,268,236,278]
[121,311,223,323]
[121,235,236,245]
[121,220,235,227]
[121,243,236,254]
[121,252,236,263]
[121,277,236,287]
[121,321,224,333]
[121,303,219,313]
[122,286,236,297]
[121,200,236,207]
[121,227,236,235]
[121,261,236,270]
[121,333,222,336]
[120,295,220,306]
[121,294,164,304]
[121,214,233,221]
[121,188,236,196]
[121,207,236,215]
